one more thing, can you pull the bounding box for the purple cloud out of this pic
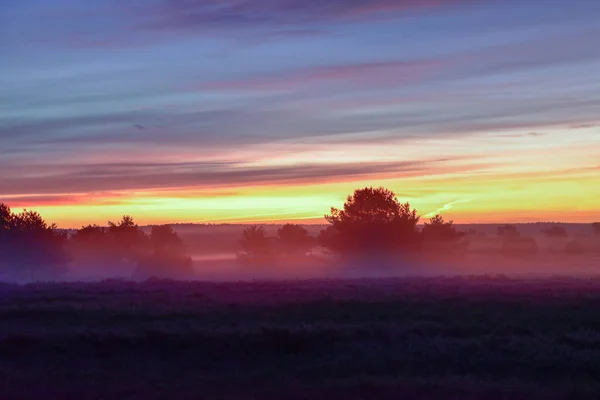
[133,0,476,32]
[0,156,489,195]
[202,59,444,91]
[570,123,599,130]
[199,28,600,94]
[0,111,153,141]
[495,132,545,138]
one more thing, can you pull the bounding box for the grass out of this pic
[2,277,600,399]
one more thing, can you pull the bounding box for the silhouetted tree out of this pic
[149,225,184,255]
[322,187,420,258]
[108,215,147,262]
[69,224,125,270]
[0,203,12,231]
[541,226,568,238]
[72,224,108,241]
[420,215,467,255]
[277,224,314,256]
[421,215,463,241]
[71,225,110,250]
[239,225,272,258]
[0,204,68,280]
[134,225,193,280]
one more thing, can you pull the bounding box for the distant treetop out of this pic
[541,225,568,238]
[421,215,463,241]
[497,225,520,237]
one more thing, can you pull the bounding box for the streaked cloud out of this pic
[0,157,487,195]
[1,0,599,226]
[130,0,477,32]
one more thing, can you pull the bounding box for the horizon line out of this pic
[55,220,598,230]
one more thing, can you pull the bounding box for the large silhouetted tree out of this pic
[0,204,68,280]
[108,215,147,262]
[0,203,12,231]
[72,224,108,241]
[277,224,314,256]
[70,225,115,262]
[321,187,420,257]
[70,217,146,270]
[149,225,184,255]
[0,204,14,253]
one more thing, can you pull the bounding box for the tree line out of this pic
[1,186,599,279]
[1,206,192,280]
[238,187,600,261]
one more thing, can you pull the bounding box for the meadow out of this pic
[2,277,600,399]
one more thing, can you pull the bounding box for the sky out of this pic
[1,0,599,228]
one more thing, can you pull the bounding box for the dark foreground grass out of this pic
[2,277,600,399]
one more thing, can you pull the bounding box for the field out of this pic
[2,277,600,399]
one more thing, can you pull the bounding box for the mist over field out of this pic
[50,222,598,283]
[3,189,599,285]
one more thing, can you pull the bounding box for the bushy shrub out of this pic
[277,224,315,256]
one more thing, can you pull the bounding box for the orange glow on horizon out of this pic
[5,169,599,228]
[3,129,599,228]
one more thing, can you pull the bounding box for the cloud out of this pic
[570,123,598,129]
[200,28,600,94]
[132,0,475,33]
[0,194,82,207]
[0,192,132,207]
[0,111,152,141]
[3,94,596,161]
[202,59,445,92]
[6,1,475,52]
[0,157,491,195]
[496,132,545,138]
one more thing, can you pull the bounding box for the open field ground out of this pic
[2,277,600,399]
